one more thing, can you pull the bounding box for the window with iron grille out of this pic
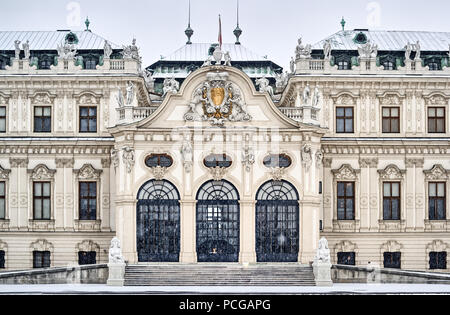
[337,252,356,265]
[429,182,446,220]
[145,154,174,168]
[79,182,97,220]
[336,107,354,133]
[429,252,447,269]
[33,182,51,220]
[33,251,51,269]
[0,106,5,133]
[428,107,446,133]
[34,106,51,133]
[383,252,401,269]
[337,182,355,220]
[78,251,97,265]
[79,107,97,133]
[0,181,5,220]
[383,182,401,220]
[0,250,4,269]
[382,107,400,133]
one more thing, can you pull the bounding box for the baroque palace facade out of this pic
[0,24,450,272]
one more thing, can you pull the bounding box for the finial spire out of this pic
[341,16,346,31]
[233,0,242,45]
[185,0,194,44]
[85,16,91,32]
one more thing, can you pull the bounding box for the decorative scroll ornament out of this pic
[184,71,251,126]
[210,167,227,181]
[151,166,167,180]
[424,165,449,180]
[75,164,102,180]
[378,165,405,180]
[111,149,120,169]
[242,145,255,172]
[270,167,285,181]
[332,164,359,180]
[29,165,56,180]
[0,165,10,179]
[181,140,193,173]
[301,144,313,170]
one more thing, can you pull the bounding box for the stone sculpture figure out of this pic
[109,237,124,264]
[162,77,180,96]
[143,70,155,92]
[14,40,21,59]
[126,81,134,105]
[181,140,193,173]
[57,43,77,60]
[224,51,232,66]
[303,84,311,105]
[414,40,421,60]
[116,89,125,108]
[405,42,413,60]
[213,46,223,65]
[256,76,274,96]
[312,85,321,108]
[104,40,113,59]
[301,144,312,170]
[22,40,30,60]
[295,37,312,59]
[323,40,332,60]
[290,57,295,73]
[202,56,212,67]
[122,147,135,174]
[358,40,378,59]
[315,237,331,263]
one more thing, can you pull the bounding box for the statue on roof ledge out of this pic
[405,42,413,60]
[104,40,113,59]
[14,40,21,59]
[57,43,77,60]
[295,37,312,60]
[122,38,140,61]
[163,76,180,96]
[22,40,30,60]
[413,40,421,60]
[323,40,332,60]
[357,40,378,59]
[256,76,274,96]
[144,70,155,92]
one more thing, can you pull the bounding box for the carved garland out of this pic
[28,164,56,180]
[332,164,359,180]
[377,164,405,180]
[74,164,103,180]
[380,240,402,253]
[424,164,449,181]
[30,239,54,252]
[76,240,100,253]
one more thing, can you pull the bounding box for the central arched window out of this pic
[136,180,180,262]
[196,180,240,262]
[256,180,299,262]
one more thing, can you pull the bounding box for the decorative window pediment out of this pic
[29,164,56,180]
[378,164,405,180]
[335,240,357,253]
[426,240,449,253]
[424,164,449,181]
[76,240,100,253]
[332,164,359,180]
[0,165,10,180]
[75,92,101,105]
[379,93,404,105]
[30,239,53,252]
[425,94,448,106]
[31,92,55,105]
[333,93,356,105]
[74,164,102,180]
[381,240,402,253]
[0,94,9,105]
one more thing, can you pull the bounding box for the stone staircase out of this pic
[124,264,316,286]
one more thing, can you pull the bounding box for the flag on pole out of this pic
[218,15,223,48]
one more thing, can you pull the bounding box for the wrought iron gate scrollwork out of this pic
[137,180,180,262]
[256,180,300,262]
[196,180,240,262]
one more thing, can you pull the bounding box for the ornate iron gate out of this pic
[137,180,180,262]
[256,180,299,262]
[196,180,240,262]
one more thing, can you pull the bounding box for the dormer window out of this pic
[204,154,232,169]
[65,32,79,45]
[353,32,368,45]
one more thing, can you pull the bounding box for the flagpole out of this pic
[218,14,223,49]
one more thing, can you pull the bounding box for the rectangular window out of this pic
[79,107,97,133]
[336,107,354,133]
[382,107,400,133]
[33,182,51,220]
[0,250,4,269]
[429,252,447,270]
[429,182,446,220]
[78,251,97,265]
[383,252,401,269]
[337,252,356,265]
[34,106,51,133]
[0,106,6,133]
[79,182,97,220]
[383,182,401,220]
[33,251,51,269]
[428,107,446,133]
[337,182,355,220]
[0,181,5,220]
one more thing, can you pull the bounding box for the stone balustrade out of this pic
[116,106,158,124]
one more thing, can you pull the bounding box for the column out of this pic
[179,200,197,263]
[239,200,256,264]
[322,158,333,232]
[13,158,28,230]
[101,158,111,232]
[414,159,425,231]
[54,159,65,231]
[369,160,380,232]
[359,159,370,232]
[299,197,321,264]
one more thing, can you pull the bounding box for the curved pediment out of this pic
[134,66,310,130]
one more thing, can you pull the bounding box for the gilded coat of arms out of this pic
[184,72,251,126]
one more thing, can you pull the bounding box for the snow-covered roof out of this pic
[0,31,120,51]
[313,30,450,51]
[160,43,270,62]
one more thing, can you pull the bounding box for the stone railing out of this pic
[116,106,158,124]
[1,57,140,75]
[279,107,303,121]
[295,57,450,76]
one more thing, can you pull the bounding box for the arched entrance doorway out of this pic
[196,180,240,262]
[256,180,299,262]
[136,179,180,262]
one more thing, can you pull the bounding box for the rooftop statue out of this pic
[22,40,30,60]
[126,81,134,105]
[290,57,295,73]
[143,70,155,92]
[224,51,232,66]
[414,40,421,60]
[122,38,140,61]
[104,40,113,59]
[56,43,77,60]
[405,42,413,60]
[256,76,274,96]
[14,40,21,59]
[295,37,312,59]
[163,76,180,96]
[275,71,289,90]
[323,40,332,60]
[357,40,378,59]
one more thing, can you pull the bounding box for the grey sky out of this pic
[1,0,450,69]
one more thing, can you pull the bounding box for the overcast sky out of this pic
[1,0,450,69]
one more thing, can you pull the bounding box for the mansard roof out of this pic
[312,30,450,51]
[0,30,120,51]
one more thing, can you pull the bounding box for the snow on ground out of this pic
[0,283,450,294]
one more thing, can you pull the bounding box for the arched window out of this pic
[196,180,240,262]
[203,154,232,168]
[145,154,173,168]
[136,180,180,262]
[256,180,299,262]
